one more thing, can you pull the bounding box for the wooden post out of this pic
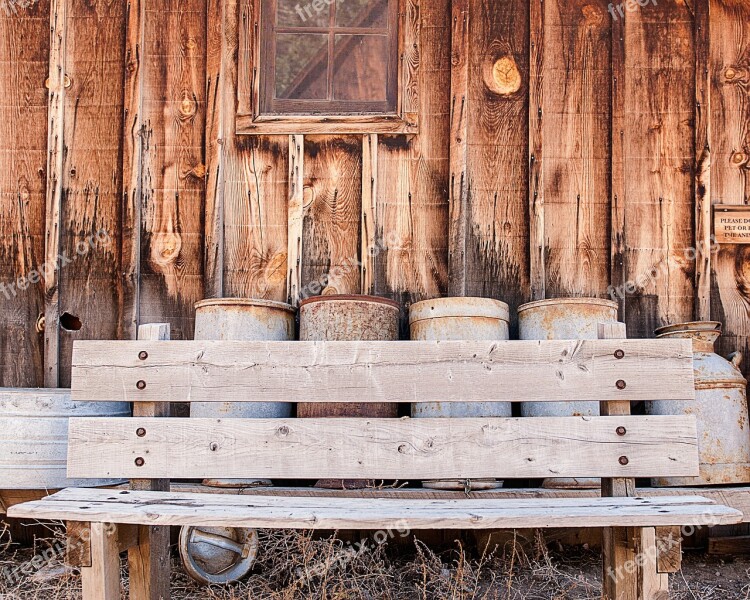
[128,323,171,600]
[599,322,638,600]
[599,322,672,599]
[81,522,121,600]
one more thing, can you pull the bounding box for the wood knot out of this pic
[484,55,522,96]
[731,152,748,167]
[178,92,197,119]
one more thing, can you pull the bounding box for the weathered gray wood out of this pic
[129,323,170,600]
[9,489,741,530]
[70,339,695,404]
[80,522,120,600]
[598,321,638,600]
[66,416,699,480]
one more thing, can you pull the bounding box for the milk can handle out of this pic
[728,351,743,368]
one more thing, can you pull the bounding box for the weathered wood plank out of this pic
[708,0,750,383]
[449,0,530,326]
[528,0,544,301]
[694,0,711,322]
[0,0,48,387]
[287,134,303,304]
[67,416,699,480]
[138,0,205,339]
[373,0,449,306]
[207,0,289,303]
[361,133,378,295]
[541,0,611,298]
[622,0,696,337]
[10,490,741,529]
[301,136,362,297]
[43,0,66,387]
[609,4,626,318]
[71,338,695,404]
[55,0,126,387]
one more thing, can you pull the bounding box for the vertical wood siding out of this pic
[0,0,49,386]
[1,0,750,385]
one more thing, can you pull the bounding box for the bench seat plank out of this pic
[67,416,700,480]
[70,339,695,404]
[9,489,742,530]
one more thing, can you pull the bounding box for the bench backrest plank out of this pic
[70,339,695,404]
[67,415,699,480]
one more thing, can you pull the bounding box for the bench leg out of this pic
[636,527,670,600]
[128,525,170,600]
[602,526,638,599]
[81,522,121,600]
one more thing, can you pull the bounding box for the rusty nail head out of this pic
[619,456,629,466]
[616,426,627,436]
[135,457,145,467]
[136,427,146,437]
[616,379,626,390]
[138,351,148,360]
[614,349,625,359]
[136,380,146,390]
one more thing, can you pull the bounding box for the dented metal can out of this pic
[648,322,750,486]
[409,297,511,491]
[191,298,296,488]
[518,297,619,490]
[298,294,400,489]
[191,298,296,422]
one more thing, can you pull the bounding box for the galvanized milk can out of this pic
[410,297,511,490]
[0,388,129,489]
[191,298,296,487]
[647,321,750,487]
[518,297,620,489]
[181,298,295,585]
[298,294,400,489]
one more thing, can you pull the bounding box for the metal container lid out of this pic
[409,297,510,325]
[299,294,400,310]
[517,297,619,314]
[195,298,296,313]
[655,321,722,337]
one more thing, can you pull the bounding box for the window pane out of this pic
[275,33,329,100]
[277,0,329,27]
[333,35,388,102]
[335,0,388,27]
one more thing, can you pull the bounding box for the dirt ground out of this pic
[0,524,748,599]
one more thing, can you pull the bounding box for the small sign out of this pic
[714,205,750,244]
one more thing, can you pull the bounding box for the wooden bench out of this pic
[9,324,743,600]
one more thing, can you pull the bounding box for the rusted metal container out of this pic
[191,298,296,488]
[518,297,619,489]
[298,294,400,419]
[298,294,400,489]
[648,322,750,487]
[410,297,510,491]
[0,388,129,489]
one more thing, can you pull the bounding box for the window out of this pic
[237,0,420,134]
[262,0,398,114]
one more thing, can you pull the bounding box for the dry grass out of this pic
[0,523,749,599]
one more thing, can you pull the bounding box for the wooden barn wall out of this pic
[0,0,749,386]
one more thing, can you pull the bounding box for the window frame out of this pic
[236,0,420,135]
